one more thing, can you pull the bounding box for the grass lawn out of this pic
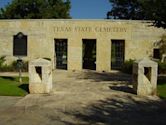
[157,76,166,99]
[0,76,29,96]
[0,75,165,98]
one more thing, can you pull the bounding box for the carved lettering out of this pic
[75,27,92,32]
[53,26,127,33]
[95,27,127,32]
[54,27,72,32]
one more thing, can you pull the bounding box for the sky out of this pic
[0,0,111,19]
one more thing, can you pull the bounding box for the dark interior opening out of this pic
[111,40,125,70]
[144,67,151,82]
[153,48,160,59]
[55,39,67,70]
[35,66,42,80]
[82,39,96,70]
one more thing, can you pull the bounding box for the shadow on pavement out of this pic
[109,86,135,94]
[64,95,166,125]
[75,71,132,83]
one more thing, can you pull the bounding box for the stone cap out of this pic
[134,58,157,66]
[29,58,51,66]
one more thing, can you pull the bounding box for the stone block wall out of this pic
[0,19,165,71]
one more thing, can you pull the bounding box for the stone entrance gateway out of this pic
[0,19,165,72]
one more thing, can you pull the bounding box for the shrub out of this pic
[0,64,11,72]
[10,60,28,72]
[158,35,166,57]
[158,62,166,74]
[0,56,6,67]
[121,59,166,74]
[21,61,28,72]
[121,59,135,74]
[0,56,28,72]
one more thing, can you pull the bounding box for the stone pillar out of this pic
[161,54,166,63]
[133,58,158,96]
[29,58,52,94]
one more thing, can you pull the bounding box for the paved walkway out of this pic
[0,70,165,125]
[0,72,28,77]
[0,96,22,112]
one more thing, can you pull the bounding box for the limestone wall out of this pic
[0,19,165,71]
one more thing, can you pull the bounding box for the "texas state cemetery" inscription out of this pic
[53,26,127,33]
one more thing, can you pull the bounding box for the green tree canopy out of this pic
[107,0,166,28]
[0,0,71,19]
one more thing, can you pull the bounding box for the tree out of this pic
[107,0,166,28]
[107,0,144,20]
[0,0,71,19]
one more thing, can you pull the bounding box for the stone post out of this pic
[161,54,166,63]
[133,58,158,96]
[29,58,52,94]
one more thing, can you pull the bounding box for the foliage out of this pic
[121,59,135,74]
[0,0,71,19]
[107,0,166,28]
[121,59,166,74]
[107,0,144,20]
[0,76,29,96]
[0,56,6,67]
[0,56,28,72]
[158,61,166,74]
[158,35,166,56]
[157,76,166,99]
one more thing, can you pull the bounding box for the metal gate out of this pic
[111,40,125,70]
[55,39,67,70]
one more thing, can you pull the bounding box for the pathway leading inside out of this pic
[0,70,165,125]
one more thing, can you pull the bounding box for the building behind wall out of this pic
[0,19,165,72]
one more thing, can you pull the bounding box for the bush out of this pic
[0,56,6,67]
[158,35,166,57]
[21,61,28,72]
[158,62,166,74]
[0,56,28,72]
[121,59,166,75]
[121,59,135,74]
